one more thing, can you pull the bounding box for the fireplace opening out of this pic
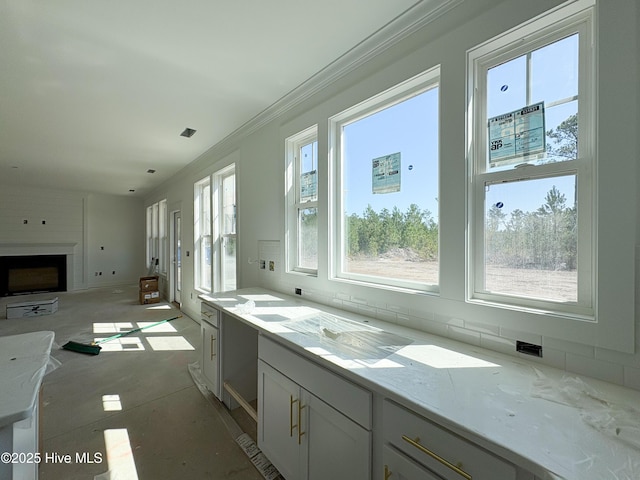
[0,255,67,296]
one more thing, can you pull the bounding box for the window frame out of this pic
[467,0,596,318]
[194,176,212,293]
[145,199,167,275]
[329,66,441,293]
[285,125,319,276]
[213,164,237,292]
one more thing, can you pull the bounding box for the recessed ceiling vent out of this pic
[180,127,196,138]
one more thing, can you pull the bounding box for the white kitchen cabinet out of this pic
[383,399,516,480]
[305,391,370,480]
[200,301,258,412]
[200,304,221,399]
[258,336,371,480]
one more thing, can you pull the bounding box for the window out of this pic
[214,165,237,292]
[158,199,167,274]
[146,199,167,274]
[194,165,237,293]
[194,177,212,292]
[468,1,594,317]
[286,126,318,274]
[330,67,440,291]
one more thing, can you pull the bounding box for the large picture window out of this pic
[468,1,595,317]
[330,68,440,291]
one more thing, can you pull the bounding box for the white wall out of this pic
[146,0,640,390]
[86,193,145,288]
[0,185,144,291]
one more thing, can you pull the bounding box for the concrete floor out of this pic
[0,286,264,480]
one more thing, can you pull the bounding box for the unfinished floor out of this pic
[0,286,264,480]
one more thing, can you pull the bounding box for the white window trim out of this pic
[145,199,167,275]
[285,125,318,276]
[466,0,596,319]
[194,177,212,293]
[329,66,440,293]
[212,164,237,292]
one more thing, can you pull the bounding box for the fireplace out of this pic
[0,255,67,296]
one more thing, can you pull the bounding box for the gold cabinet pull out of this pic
[384,464,392,480]
[210,335,216,360]
[297,402,306,445]
[203,310,213,318]
[290,395,299,437]
[402,435,471,480]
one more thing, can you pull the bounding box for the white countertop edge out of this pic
[0,331,55,428]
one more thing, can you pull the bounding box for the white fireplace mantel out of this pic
[0,243,77,256]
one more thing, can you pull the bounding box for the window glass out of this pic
[470,6,593,315]
[194,178,211,292]
[286,127,318,274]
[484,175,577,303]
[298,207,318,270]
[486,34,579,169]
[219,169,237,291]
[337,82,439,289]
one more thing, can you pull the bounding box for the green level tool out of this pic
[62,315,182,355]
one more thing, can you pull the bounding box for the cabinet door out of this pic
[258,360,302,480]
[304,391,371,480]
[383,444,444,480]
[201,321,220,398]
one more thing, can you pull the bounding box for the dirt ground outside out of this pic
[345,255,577,303]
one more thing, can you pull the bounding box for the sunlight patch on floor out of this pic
[102,394,122,412]
[102,428,139,480]
[145,336,194,351]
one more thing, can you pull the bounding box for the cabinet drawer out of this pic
[259,335,371,429]
[383,399,516,480]
[201,303,219,327]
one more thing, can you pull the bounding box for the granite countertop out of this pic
[0,331,55,428]
[200,289,640,480]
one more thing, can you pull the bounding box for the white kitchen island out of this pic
[0,331,55,480]
[200,289,640,480]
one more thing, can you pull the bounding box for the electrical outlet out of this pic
[516,341,542,357]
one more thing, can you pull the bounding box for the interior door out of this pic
[173,210,181,305]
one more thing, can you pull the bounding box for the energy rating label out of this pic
[488,102,545,167]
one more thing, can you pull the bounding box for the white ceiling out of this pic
[0,0,445,197]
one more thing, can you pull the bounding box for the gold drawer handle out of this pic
[402,435,472,480]
[298,402,306,445]
[210,335,216,360]
[202,310,213,318]
[290,396,298,437]
[384,464,392,480]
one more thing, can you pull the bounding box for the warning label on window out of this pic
[488,102,545,167]
[372,152,401,194]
